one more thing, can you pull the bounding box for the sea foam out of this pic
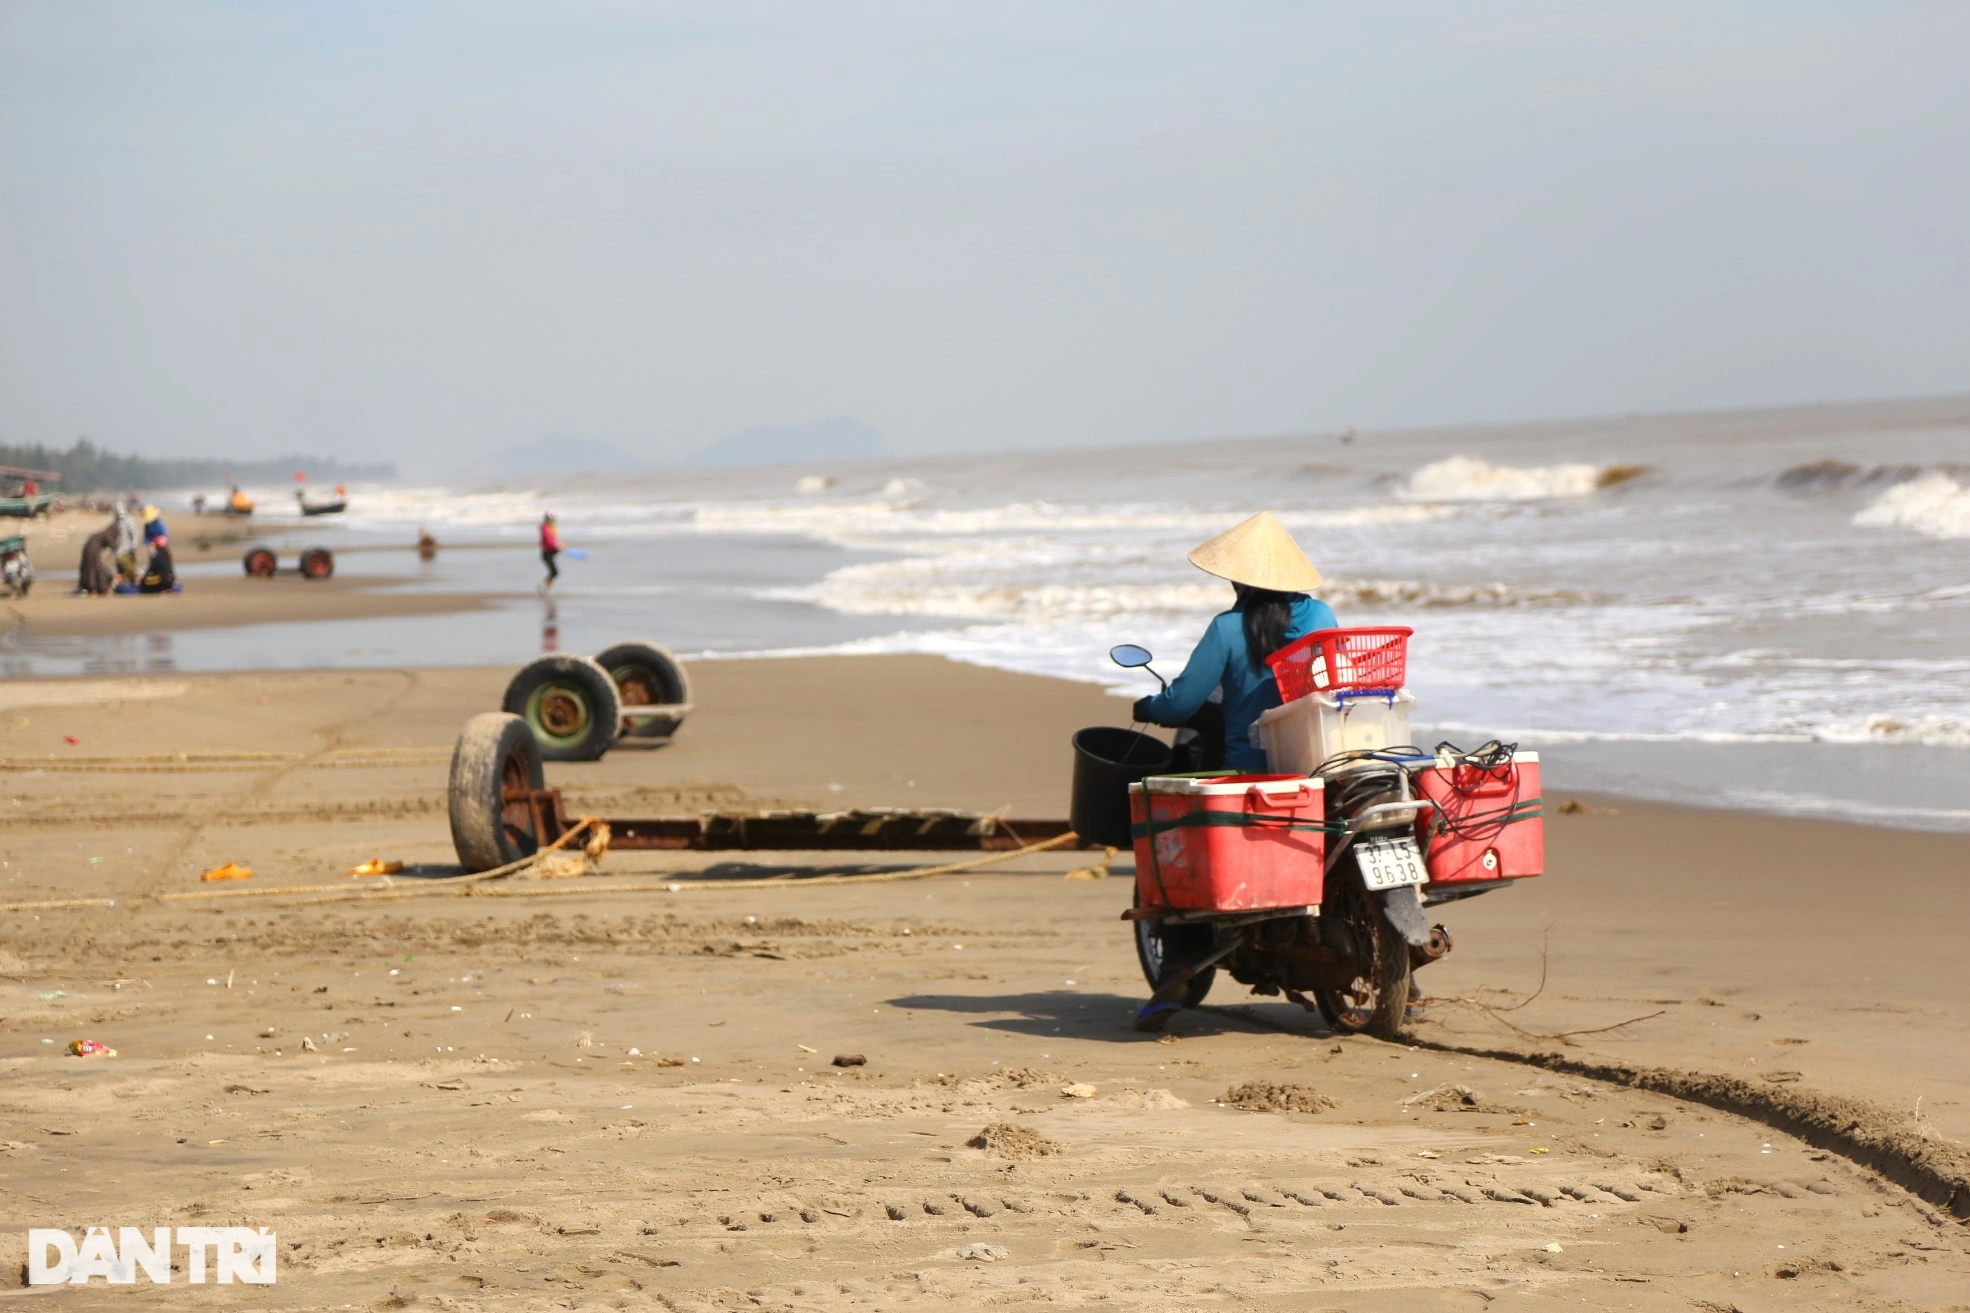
[1853,473,1970,539]
[1404,456,1642,501]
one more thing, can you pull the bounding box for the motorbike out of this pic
[1,535,33,597]
[1089,633,1545,1040]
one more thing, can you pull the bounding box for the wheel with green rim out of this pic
[500,655,622,761]
[594,640,692,739]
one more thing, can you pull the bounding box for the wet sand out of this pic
[3,508,501,639]
[2,573,501,639]
[1,657,1967,1307]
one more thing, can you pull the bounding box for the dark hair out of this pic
[1235,584,1299,672]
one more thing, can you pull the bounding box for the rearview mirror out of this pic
[1109,644,1154,669]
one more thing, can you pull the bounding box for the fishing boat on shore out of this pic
[296,484,348,516]
[0,492,56,518]
[0,464,58,517]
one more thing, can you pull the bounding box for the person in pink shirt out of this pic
[539,513,562,590]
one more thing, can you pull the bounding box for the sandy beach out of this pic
[8,2,1969,1304]
[2,653,1967,1309]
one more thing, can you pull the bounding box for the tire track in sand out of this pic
[1206,1001,1969,1225]
[137,669,426,890]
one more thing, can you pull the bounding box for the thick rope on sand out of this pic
[0,828,1080,914]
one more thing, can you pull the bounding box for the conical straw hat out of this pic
[1186,511,1322,592]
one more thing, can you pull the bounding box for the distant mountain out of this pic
[455,436,647,480]
[684,416,887,468]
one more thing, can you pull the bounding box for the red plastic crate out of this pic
[1267,627,1413,702]
[1413,753,1545,884]
[1131,774,1327,912]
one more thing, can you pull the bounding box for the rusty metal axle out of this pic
[507,787,1081,853]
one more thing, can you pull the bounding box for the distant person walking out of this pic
[539,513,561,590]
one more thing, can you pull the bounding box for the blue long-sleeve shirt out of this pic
[1137,595,1338,771]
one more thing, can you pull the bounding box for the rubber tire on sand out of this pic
[1312,860,1411,1040]
[449,712,544,873]
[595,639,692,739]
[299,547,334,580]
[1133,891,1216,1009]
[243,547,277,578]
[501,654,622,761]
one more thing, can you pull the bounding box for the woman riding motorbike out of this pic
[1132,511,1336,772]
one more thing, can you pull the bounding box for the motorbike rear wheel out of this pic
[1312,856,1411,1039]
[1133,892,1216,1009]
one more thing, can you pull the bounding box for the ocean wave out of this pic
[1421,721,1813,746]
[1404,456,1646,502]
[334,485,561,531]
[769,579,1230,622]
[1853,473,1970,539]
[1710,789,1970,830]
[1813,712,1970,749]
[1774,458,1932,493]
[1319,578,1590,609]
[777,566,1592,624]
[1426,714,1970,750]
[330,483,1460,545]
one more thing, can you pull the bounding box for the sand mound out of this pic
[968,1122,1061,1159]
[1223,1081,1336,1114]
[1101,1088,1189,1111]
[1402,1083,1485,1112]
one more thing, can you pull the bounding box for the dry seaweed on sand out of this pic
[1402,1083,1486,1112]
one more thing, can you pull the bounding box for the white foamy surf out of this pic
[1403,455,1632,501]
[1854,473,1970,540]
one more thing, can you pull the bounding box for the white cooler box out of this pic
[1253,689,1416,775]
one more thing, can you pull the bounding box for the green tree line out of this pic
[0,438,395,493]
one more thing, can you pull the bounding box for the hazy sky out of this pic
[2,2,1965,474]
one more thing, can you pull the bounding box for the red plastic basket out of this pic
[1266,626,1412,701]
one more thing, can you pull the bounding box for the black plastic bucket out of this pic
[1070,726,1174,849]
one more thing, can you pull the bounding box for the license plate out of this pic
[1356,836,1428,891]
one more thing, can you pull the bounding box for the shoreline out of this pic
[4,650,1966,834]
[5,508,1967,833]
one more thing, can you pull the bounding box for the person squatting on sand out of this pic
[1131,511,1337,773]
[75,520,117,595]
